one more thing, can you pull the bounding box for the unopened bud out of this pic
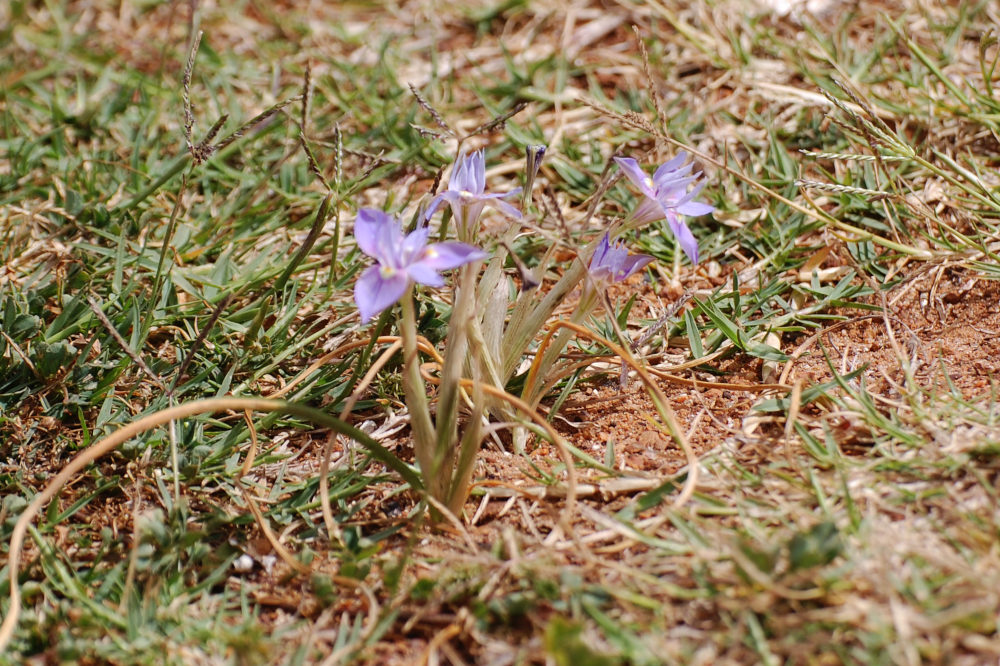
[523,144,546,207]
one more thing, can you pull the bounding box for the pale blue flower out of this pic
[425,150,521,238]
[589,233,654,283]
[615,153,714,264]
[353,208,487,323]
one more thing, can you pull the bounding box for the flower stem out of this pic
[432,266,470,468]
[400,289,437,493]
[522,284,599,408]
[501,230,613,382]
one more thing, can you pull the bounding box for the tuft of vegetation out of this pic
[2,0,1000,663]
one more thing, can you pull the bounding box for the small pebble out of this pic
[638,430,662,448]
[234,554,255,573]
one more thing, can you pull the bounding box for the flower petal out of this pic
[355,264,409,323]
[354,208,396,260]
[419,241,488,271]
[676,200,715,216]
[614,157,657,199]
[655,151,688,177]
[653,161,693,187]
[470,150,486,194]
[401,227,432,265]
[449,154,468,192]
[667,213,700,265]
[620,253,654,279]
[674,181,714,216]
[405,263,445,287]
[589,233,612,272]
[657,175,699,203]
[483,195,522,219]
[605,241,629,276]
[424,191,459,221]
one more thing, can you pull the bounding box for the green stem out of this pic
[432,261,480,498]
[523,285,600,408]
[399,290,437,493]
[446,381,483,515]
[502,231,610,382]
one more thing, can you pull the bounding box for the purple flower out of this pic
[614,153,714,265]
[425,150,521,238]
[353,208,487,323]
[588,233,654,283]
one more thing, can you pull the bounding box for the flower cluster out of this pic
[353,150,714,322]
[347,147,715,511]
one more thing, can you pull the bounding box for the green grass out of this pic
[3,0,1000,663]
